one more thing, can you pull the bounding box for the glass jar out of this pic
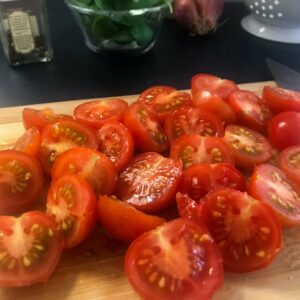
[0,0,53,65]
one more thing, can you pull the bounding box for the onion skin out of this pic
[174,0,224,35]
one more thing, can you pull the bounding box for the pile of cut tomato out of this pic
[1,73,300,299]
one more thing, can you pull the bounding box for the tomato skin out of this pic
[191,73,239,101]
[46,174,97,249]
[262,86,300,114]
[170,134,234,169]
[51,147,117,196]
[224,125,273,170]
[73,98,128,129]
[125,218,223,300]
[97,195,165,243]
[138,85,176,102]
[279,145,300,186]
[123,102,169,153]
[116,152,182,212]
[0,150,43,214]
[0,211,64,287]
[228,90,272,132]
[200,188,282,273]
[164,106,224,143]
[249,164,300,227]
[97,121,134,172]
[268,111,300,150]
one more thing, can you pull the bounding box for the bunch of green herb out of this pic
[71,0,172,47]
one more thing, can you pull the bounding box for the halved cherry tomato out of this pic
[140,90,192,123]
[192,91,236,125]
[97,121,134,172]
[123,102,168,153]
[175,192,199,220]
[116,152,182,212]
[125,218,224,300]
[279,145,300,186]
[138,85,176,102]
[262,86,300,114]
[170,134,234,169]
[13,127,41,157]
[73,98,128,129]
[224,125,272,170]
[191,74,239,101]
[179,163,247,201]
[39,120,98,174]
[0,211,64,287]
[164,106,224,143]
[249,164,300,227]
[46,174,97,249]
[228,90,272,132]
[0,150,43,214]
[51,147,117,196]
[22,107,73,133]
[98,195,165,243]
[268,111,300,150]
[200,188,282,272]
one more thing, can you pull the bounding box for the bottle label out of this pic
[8,11,35,54]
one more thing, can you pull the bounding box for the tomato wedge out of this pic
[125,218,223,300]
[97,121,134,172]
[138,85,176,102]
[51,147,117,196]
[164,106,224,143]
[200,188,282,272]
[0,211,64,287]
[170,134,234,169]
[98,195,165,243]
[116,152,182,212]
[46,174,97,249]
[249,164,300,227]
[0,150,43,214]
[224,125,272,170]
[175,192,200,221]
[123,102,169,153]
[73,98,128,129]
[191,73,239,101]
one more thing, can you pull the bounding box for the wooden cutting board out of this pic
[1,81,300,300]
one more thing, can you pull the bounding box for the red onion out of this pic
[174,0,224,35]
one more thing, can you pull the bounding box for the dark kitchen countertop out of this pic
[0,0,300,108]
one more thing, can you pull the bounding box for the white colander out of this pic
[242,0,300,43]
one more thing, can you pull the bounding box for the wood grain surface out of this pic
[1,81,300,300]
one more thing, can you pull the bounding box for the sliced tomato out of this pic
[73,98,128,129]
[192,90,236,125]
[164,106,224,143]
[262,86,300,114]
[170,134,234,169]
[13,127,42,157]
[228,90,272,132]
[123,102,168,153]
[0,211,64,287]
[22,107,73,133]
[179,163,247,201]
[268,111,300,150]
[51,147,117,196]
[191,74,239,101]
[116,152,182,212]
[125,218,223,300]
[140,90,192,123]
[138,85,176,102]
[249,164,300,227]
[175,192,200,221]
[0,150,43,214]
[98,195,165,243]
[224,125,272,170]
[97,121,134,172]
[200,188,282,272]
[279,145,300,186]
[46,174,97,249]
[39,120,98,174]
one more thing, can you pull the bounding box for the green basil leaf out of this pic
[72,0,94,8]
[92,16,119,39]
[130,23,153,46]
[111,31,134,44]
